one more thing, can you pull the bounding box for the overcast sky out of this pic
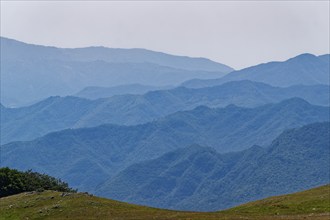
[1,1,329,69]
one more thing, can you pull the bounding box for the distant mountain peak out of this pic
[40,95,62,103]
[277,97,311,107]
[224,103,240,109]
[294,53,317,58]
[269,122,330,153]
[182,53,329,88]
[287,53,318,63]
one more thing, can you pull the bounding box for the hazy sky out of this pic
[1,1,329,69]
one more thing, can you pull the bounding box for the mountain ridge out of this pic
[1,99,329,192]
[97,122,330,211]
[2,81,329,144]
[75,84,174,100]
[182,53,330,88]
[1,36,233,72]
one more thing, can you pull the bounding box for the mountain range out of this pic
[1,98,328,192]
[1,37,232,107]
[96,122,330,211]
[2,80,329,144]
[182,53,329,88]
[1,36,329,215]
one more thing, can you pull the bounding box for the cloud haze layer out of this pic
[1,1,329,69]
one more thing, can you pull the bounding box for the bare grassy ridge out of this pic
[0,185,329,220]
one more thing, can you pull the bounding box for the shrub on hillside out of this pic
[0,167,76,197]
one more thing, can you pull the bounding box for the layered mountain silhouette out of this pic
[2,81,329,144]
[182,53,330,88]
[1,37,232,107]
[97,122,330,211]
[1,99,328,192]
[1,37,329,215]
[75,84,173,100]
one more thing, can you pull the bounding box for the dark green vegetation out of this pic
[1,37,232,107]
[182,53,330,88]
[2,80,329,144]
[0,185,329,220]
[1,99,329,192]
[0,167,76,197]
[97,122,330,211]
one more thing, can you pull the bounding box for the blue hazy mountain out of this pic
[75,84,173,100]
[1,37,233,72]
[1,37,232,107]
[182,53,330,88]
[2,81,329,144]
[96,122,330,211]
[1,99,328,192]
[318,54,330,63]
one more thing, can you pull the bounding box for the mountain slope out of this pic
[2,81,329,144]
[1,185,329,220]
[182,53,330,88]
[318,54,329,63]
[1,99,329,192]
[97,122,330,211]
[1,37,232,107]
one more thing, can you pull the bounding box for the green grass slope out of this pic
[1,185,329,220]
[222,184,330,218]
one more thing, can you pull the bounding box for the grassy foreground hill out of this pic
[1,185,329,220]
